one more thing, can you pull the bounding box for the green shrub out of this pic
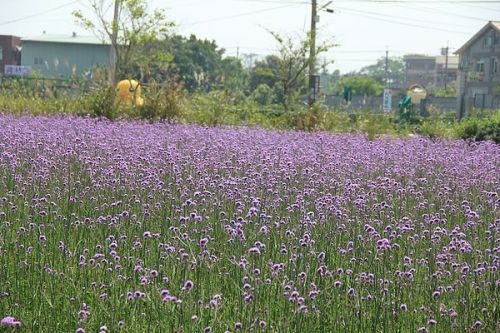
[454,113,500,143]
[138,80,186,121]
[251,84,276,105]
[185,91,245,126]
[417,120,453,139]
[79,85,120,120]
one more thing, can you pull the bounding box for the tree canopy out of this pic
[359,57,405,85]
[73,0,174,83]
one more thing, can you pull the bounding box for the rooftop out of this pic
[22,33,110,45]
[435,55,459,68]
[455,21,500,54]
[403,54,435,60]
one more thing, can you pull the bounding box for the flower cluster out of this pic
[0,115,498,332]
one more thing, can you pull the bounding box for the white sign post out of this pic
[383,88,392,112]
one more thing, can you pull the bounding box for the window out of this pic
[484,36,493,47]
[476,61,484,73]
[0,46,3,61]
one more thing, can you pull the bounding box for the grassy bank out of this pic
[0,86,499,143]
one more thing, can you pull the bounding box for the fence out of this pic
[473,94,500,109]
[0,75,88,99]
[324,94,458,113]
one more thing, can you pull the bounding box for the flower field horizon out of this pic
[0,115,498,332]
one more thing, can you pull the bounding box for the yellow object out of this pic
[116,79,144,106]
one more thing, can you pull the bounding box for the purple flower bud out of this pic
[1,316,21,328]
[182,280,194,292]
[248,247,261,255]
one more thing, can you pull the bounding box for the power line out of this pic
[184,3,301,26]
[229,45,436,54]
[335,5,477,29]
[456,2,500,11]
[229,43,457,53]
[0,0,80,27]
[233,0,307,3]
[336,0,500,2]
[237,0,500,2]
[394,3,492,21]
[336,7,472,34]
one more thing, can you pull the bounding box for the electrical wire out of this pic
[236,0,500,2]
[337,0,500,3]
[334,5,478,30]
[335,7,472,34]
[0,0,80,27]
[236,0,500,3]
[184,3,301,26]
[456,2,500,11]
[393,3,493,21]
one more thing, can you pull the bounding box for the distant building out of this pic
[435,54,459,87]
[21,33,111,78]
[0,35,22,74]
[455,21,500,117]
[404,55,436,87]
[404,54,459,88]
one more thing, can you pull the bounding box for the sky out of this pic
[0,0,499,73]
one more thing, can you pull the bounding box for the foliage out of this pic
[333,74,383,96]
[427,82,457,98]
[454,112,500,143]
[184,91,234,126]
[80,84,121,119]
[359,56,405,85]
[0,93,77,116]
[416,120,454,139]
[73,0,174,82]
[155,35,231,92]
[137,80,186,121]
[268,31,335,112]
[2,77,500,143]
[131,39,174,82]
[250,84,276,105]
[220,56,248,94]
[248,55,281,92]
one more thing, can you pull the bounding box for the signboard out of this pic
[309,74,320,104]
[4,65,32,77]
[383,88,392,112]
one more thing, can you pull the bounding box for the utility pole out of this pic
[444,45,449,90]
[308,0,317,107]
[385,48,389,87]
[110,0,120,84]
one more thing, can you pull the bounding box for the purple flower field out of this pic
[0,115,498,332]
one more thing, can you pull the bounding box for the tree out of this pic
[251,84,276,105]
[219,56,248,94]
[335,74,383,96]
[248,55,281,92]
[73,0,174,83]
[359,57,405,85]
[268,31,334,112]
[161,35,233,92]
